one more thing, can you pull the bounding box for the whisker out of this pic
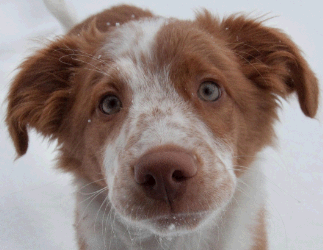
[77,178,106,191]
[75,187,108,226]
[94,194,109,236]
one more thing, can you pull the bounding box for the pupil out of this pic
[109,98,117,108]
[204,86,212,96]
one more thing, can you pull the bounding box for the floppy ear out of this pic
[5,36,82,157]
[6,19,109,158]
[196,12,319,118]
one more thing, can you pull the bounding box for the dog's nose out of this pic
[134,150,197,203]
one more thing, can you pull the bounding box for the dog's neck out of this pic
[74,159,265,250]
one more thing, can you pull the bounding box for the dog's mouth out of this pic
[147,211,211,234]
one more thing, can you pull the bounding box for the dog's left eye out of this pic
[198,81,221,102]
[99,95,122,115]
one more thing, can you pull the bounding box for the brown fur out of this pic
[252,209,268,250]
[6,4,319,249]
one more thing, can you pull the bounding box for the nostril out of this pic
[172,170,186,182]
[142,174,156,187]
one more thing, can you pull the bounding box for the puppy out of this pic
[6,4,319,250]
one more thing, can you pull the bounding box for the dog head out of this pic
[6,5,318,235]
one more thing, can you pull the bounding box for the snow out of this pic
[0,0,322,249]
[168,224,176,231]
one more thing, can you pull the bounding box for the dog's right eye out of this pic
[99,95,122,115]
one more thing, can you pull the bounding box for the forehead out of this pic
[102,18,233,90]
[101,18,166,93]
[104,18,167,65]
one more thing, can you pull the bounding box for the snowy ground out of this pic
[0,0,322,249]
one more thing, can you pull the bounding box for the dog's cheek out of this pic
[206,149,237,207]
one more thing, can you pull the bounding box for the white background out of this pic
[0,0,322,249]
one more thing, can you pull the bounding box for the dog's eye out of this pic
[198,81,221,102]
[99,95,122,115]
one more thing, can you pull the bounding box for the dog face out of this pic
[6,6,318,235]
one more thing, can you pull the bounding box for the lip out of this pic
[143,211,211,234]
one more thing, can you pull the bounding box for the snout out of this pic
[110,143,235,234]
[134,149,197,204]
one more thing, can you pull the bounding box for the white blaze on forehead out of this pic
[104,17,167,60]
[103,17,171,186]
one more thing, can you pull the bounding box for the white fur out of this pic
[104,18,167,61]
[218,157,266,250]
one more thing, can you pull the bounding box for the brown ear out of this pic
[196,12,319,118]
[6,20,108,158]
[6,36,82,157]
